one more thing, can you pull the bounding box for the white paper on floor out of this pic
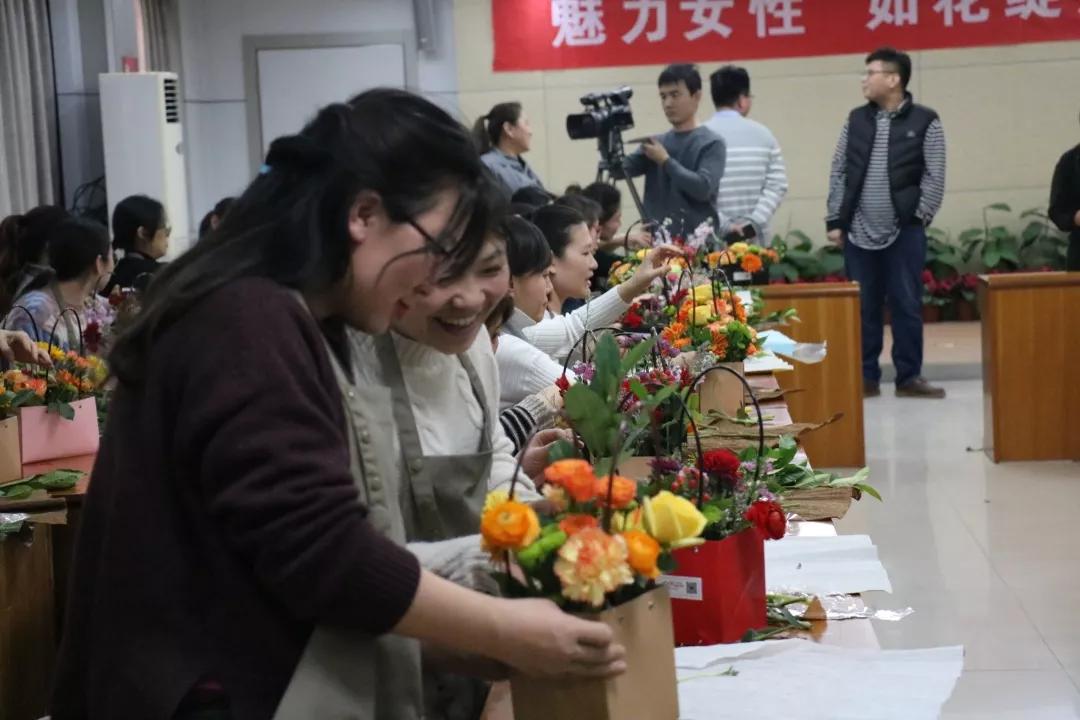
[766,534,893,595]
[676,639,964,720]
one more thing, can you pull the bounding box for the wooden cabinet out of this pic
[979,273,1080,462]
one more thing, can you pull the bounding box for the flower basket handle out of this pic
[676,364,766,509]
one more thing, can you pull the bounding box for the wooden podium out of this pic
[760,283,865,468]
[979,272,1080,462]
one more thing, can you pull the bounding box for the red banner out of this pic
[492,0,1080,71]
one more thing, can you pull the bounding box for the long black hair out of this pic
[472,102,522,154]
[112,195,167,253]
[580,182,621,225]
[47,218,112,282]
[555,190,601,227]
[0,205,71,309]
[501,215,552,277]
[110,88,490,384]
[531,204,586,259]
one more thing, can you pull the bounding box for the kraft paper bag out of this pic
[697,361,745,417]
[0,416,21,484]
[510,587,679,720]
[18,397,99,464]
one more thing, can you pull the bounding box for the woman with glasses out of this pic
[51,90,623,720]
[102,194,171,295]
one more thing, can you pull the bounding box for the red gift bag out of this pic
[659,528,766,646]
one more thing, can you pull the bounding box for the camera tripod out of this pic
[592,131,653,250]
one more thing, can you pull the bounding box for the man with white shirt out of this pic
[704,66,788,244]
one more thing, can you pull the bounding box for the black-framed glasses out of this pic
[407,218,451,259]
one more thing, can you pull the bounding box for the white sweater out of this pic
[522,285,630,361]
[495,331,574,410]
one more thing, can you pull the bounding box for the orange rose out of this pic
[544,459,598,503]
[621,530,661,579]
[481,500,541,552]
[594,475,638,509]
[741,253,763,273]
[559,514,600,536]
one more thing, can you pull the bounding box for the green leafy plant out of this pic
[769,231,823,283]
[751,435,881,501]
[925,228,964,279]
[959,203,1021,272]
[1017,208,1069,270]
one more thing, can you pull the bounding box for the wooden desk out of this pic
[979,273,1080,462]
[760,283,865,468]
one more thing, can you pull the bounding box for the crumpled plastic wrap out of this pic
[773,591,915,621]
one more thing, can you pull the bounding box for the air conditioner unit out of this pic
[99,72,191,258]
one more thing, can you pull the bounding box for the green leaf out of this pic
[592,335,621,403]
[547,439,579,463]
[1021,222,1044,245]
[1020,207,1047,219]
[786,230,812,249]
[11,389,38,408]
[702,504,724,524]
[985,202,1012,213]
[773,435,799,467]
[958,228,983,244]
[563,385,615,456]
[1,484,32,500]
[983,246,1001,269]
[855,483,883,501]
[619,336,657,376]
[628,378,649,401]
[782,264,799,283]
[819,252,845,275]
[46,400,76,421]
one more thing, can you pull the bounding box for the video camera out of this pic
[565,86,635,141]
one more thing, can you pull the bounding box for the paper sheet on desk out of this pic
[676,640,964,720]
[766,534,893,595]
[757,330,828,364]
[744,352,795,374]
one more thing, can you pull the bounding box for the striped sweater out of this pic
[704,110,788,241]
[826,102,946,250]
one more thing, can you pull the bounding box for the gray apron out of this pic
[374,335,493,720]
[375,335,492,542]
[273,335,424,720]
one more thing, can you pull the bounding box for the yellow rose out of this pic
[643,491,707,549]
[689,304,714,325]
[729,241,750,254]
[692,284,713,304]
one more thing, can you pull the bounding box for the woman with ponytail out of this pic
[473,101,545,199]
[0,205,71,313]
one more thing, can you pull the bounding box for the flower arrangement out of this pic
[659,283,759,362]
[1,344,107,420]
[922,269,955,308]
[482,459,706,609]
[708,241,781,275]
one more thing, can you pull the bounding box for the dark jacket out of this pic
[102,252,163,296]
[1049,144,1080,271]
[51,278,421,720]
[831,94,939,232]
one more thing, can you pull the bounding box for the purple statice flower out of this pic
[571,361,595,383]
[650,457,682,475]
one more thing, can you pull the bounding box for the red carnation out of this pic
[702,449,741,487]
[555,375,571,394]
[83,321,103,354]
[745,500,787,541]
[623,309,645,328]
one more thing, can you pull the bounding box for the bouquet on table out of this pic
[660,282,759,362]
[2,343,108,464]
[492,334,701,719]
[707,241,781,285]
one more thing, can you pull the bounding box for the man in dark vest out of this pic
[826,47,947,399]
[1049,109,1080,272]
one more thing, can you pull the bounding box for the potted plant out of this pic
[921,270,952,323]
[953,273,980,321]
[959,203,1021,272]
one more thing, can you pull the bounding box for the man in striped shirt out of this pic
[826,47,947,399]
[705,66,789,244]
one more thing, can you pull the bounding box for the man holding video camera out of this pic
[622,63,726,237]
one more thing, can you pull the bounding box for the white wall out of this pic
[177,0,460,232]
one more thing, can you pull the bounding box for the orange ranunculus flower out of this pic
[746,344,758,356]
[544,459,598,503]
[741,253,764,273]
[594,475,637,509]
[732,296,748,323]
[559,514,600,536]
[674,337,692,350]
[481,500,541,553]
[621,530,661,579]
[718,250,737,265]
[706,251,723,269]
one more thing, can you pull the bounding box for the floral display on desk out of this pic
[660,283,759,363]
[2,344,107,420]
[481,460,706,610]
[707,241,781,276]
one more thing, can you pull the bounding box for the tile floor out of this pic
[834,379,1080,718]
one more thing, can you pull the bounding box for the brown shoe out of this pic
[863,380,881,398]
[896,377,946,398]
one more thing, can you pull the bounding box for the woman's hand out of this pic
[0,330,51,366]
[618,245,684,301]
[520,428,572,482]
[492,597,626,679]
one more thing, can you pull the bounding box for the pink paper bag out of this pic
[18,397,99,463]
